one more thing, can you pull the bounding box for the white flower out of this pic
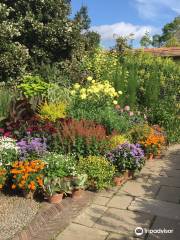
[118,91,123,95]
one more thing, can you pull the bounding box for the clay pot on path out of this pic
[48,193,64,204]
[113,176,124,186]
[72,189,84,199]
[148,154,154,160]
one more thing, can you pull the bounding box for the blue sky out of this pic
[71,0,180,47]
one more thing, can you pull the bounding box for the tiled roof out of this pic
[138,47,180,57]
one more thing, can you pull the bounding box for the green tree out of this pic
[74,5,91,30]
[152,34,161,48]
[140,32,152,48]
[152,16,180,47]
[0,3,29,82]
[1,0,82,67]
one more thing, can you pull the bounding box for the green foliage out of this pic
[140,31,152,48]
[109,134,128,150]
[74,5,91,30]
[18,75,50,98]
[78,156,115,190]
[128,124,151,143]
[0,85,14,120]
[0,3,29,82]
[39,102,67,122]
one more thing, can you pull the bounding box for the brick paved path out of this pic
[56,145,180,240]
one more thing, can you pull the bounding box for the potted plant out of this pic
[106,143,145,180]
[43,177,65,203]
[113,172,124,186]
[140,129,165,160]
[42,153,77,202]
[71,173,87,199]
[10,160,45,199]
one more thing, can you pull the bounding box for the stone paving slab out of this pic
[94,208,153,237]
[160,169,180,178]
[73,204,107,227]
[56,223,108,240]
[97,190,115,198]
[107,233,140,240]
[93,196,110,206]
[107,195,133,209]
[148,176,180,188]
[156,186,180,203]
[147,216,180,240]
[128,197,180,220]
[119,181,160,198]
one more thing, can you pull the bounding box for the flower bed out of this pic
[0,76,167,203]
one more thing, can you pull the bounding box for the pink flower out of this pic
[115,104,121,110]
[4,131,11,137]
[124,105,130,111]
[129,111,134,116]
[0,128,4,133]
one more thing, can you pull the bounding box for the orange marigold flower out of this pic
[12,184,16,189]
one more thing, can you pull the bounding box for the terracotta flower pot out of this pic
[48,193,63,204]
[113,176,124,186]
[148,154,154,160]
[72,189,84,199]
[123,170,129,181]
[128,170,135,179]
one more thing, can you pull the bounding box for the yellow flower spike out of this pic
[73,83,80,89]
[87,76,93,81]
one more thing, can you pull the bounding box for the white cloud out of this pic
[91,22,159,41]
[134,0,180,19]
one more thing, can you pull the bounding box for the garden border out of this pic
[12,191,95,240]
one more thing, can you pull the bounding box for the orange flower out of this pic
[12,184,16,189]
[0,184,3,189]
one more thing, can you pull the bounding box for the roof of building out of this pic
[140,47,180,57]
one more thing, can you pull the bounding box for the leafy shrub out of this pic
[39,102,67,122]
[18,75,51,98]
[109,134,128,150]
[0,86,13,120]
[78,156,115,190]
[128,124,151,143]
[106,143,145,172]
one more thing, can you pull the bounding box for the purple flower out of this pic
[17,137,47,160]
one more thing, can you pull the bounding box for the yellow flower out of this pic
[118,90,123,95]
[70,90,76,95]
[87,76,93,81]
[113,100,118,105]
[92,80,95,84]
[74,83,80,89]
[80,93,87,99]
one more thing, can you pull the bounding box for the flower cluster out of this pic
[140,129,165,155]
[71,77,122,105]
[0,167,7,189]
[106,143,145,172]
[0,137,19,165]
[17,137,47,160]
[11,160,45,191]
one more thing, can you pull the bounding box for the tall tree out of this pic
[74,5,91,30]
[1,0,82,67]
[140,32,152,48]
